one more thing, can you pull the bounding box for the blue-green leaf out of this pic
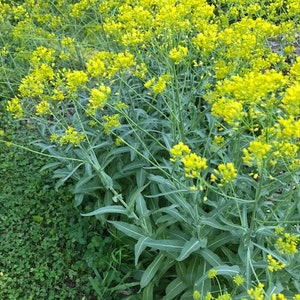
[164,277,187,300]
[140,253,165,288]
[176,237,207,261]
[143,238,184,252]
[135,236,151,266]
[81,205,128,217]
[200,248,222,266]
[109,221,145,240]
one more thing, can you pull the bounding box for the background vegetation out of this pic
[1,0,300,299]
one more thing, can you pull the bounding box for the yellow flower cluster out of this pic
[170,142,207,179]
[181,153,207,179]
[57,126,85,146]
[275,232,299,255]
[144,74,172,94]
[102,114,120,134]
[211,162,237,185]
[6,97,23,119]
[242,141,272,167]
[86,85,111,116]
[66,70,88,93]
[267,254,286,272]
[169,46,188,65]
[207,268,218,279]
[169,142,191,162]
[247,283,265,300]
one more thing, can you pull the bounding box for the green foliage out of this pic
[0,102,136,299]
[1,1,300,299]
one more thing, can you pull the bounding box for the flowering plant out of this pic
[2,0,300,299]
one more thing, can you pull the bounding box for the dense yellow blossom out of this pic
[169,46,188,64]
[233,274,244,286]
[169,142,191,162]
[275,233,299,255]
[66,70,88,93]
[103,114,120,133]
[181,153,207,178]
[86,85,111,116]
[216,292,232,300]
[272,293,287,300]
[36,100,51,116]
[243,141,272,167]
[59,126,85,146]
[6,97,23,119]
[267,254,286,272]
[248,283,265,300]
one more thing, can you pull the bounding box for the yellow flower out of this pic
[247,283,265,300]
[169,142,191,162]
[66,70,88,93]
[59,126,85,146]
[193,290,201,300]
[281,83,300,117]
[6,97,23,118]
[207,269,218,279]
[242,141,271,167]
[272,293,287,300]
[275,227,284,235]
[267,254,286,272]
[103,114,120,133]
[181,153,207,179]
[205,292,214,300]
[86,85,111,116]
[169,46,188,64]
[36,100,51,115]
[216,292,232,300]
[213,162,237,184]
[275,233,298,255]
[233,274,245,286]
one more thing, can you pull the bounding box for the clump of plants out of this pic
[1,0,300,299]
[0,101,138,299]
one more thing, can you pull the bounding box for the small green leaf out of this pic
[81,205,128,217]
[176,237,207,261]
[140,253,165,288]
[32,215,43,223]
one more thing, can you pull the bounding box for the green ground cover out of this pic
[0,102,136,299]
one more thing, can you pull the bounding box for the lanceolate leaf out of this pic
[81,205,129,217]
[109,221,145,240]
[143,238,185,252]
[140,253,165,288]
[176,237,207,261]
[199,248,222,266]
[135,236,151,266]
[163,277,187,300]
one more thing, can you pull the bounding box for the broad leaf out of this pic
[109,221,145,240]
[140,253,165,288]
[135,236,151,266]
[81,205,128,217]
[164,277,187,300]
[176,237,207,261]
